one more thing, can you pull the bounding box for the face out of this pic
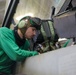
[25,27,37,39]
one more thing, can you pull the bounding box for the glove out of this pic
[31,51,38,56]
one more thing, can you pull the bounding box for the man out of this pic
[0,16,42,75]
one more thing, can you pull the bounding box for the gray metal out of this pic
[57,0,72,14]
[72,0,76,7]
[53,10,76,38]
[15,45,76,75]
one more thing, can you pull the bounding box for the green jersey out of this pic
[0,27,38,74]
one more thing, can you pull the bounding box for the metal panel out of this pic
[53,10,76,38]
[57,0,72,13]
[72,0,76,7]
[15,45,76,75]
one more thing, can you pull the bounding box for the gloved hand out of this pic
[31,51,39,56]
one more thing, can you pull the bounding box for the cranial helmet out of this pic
[17,16,42,35]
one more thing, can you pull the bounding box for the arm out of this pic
[0,34,38,61]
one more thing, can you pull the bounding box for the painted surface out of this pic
[15,45,76,75]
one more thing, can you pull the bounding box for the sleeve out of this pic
[0,34,38,61]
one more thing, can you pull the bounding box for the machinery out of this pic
[32,0,76,53]
[1,0,76,75]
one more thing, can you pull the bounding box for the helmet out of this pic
[17,16,42,35]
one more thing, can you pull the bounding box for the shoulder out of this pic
[0,27,12,32]
[0,27,8,29]
[0,27,14,39]
[0,27,10,31]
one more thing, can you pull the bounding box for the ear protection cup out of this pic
[17,16,31,28]
[18,20,26,28]
[17,19,30,35]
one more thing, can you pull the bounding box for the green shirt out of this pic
[0,27,38,74]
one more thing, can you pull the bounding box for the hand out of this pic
[32,51,38,56]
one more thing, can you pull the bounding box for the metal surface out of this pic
[57,0,72,13]
[53,9,76,38]
[72,0,76,7]
[15,45,76,75]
